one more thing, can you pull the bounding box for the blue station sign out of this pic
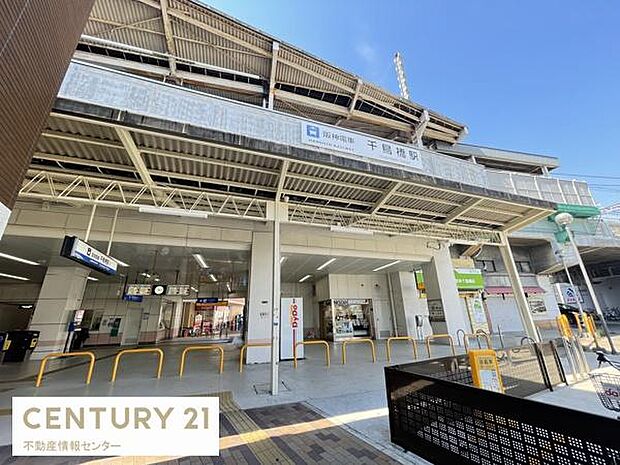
[60,235,118,275]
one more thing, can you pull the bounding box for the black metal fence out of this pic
[386,344,619,464]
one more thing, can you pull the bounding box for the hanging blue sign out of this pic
[60,235,118,275]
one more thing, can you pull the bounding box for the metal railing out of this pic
[239,342,271,373]
[425,334,456,358]
[293,340,330,368]
[179,345,224,377]
[111,348,164,382]
[341,338,376,364]
[462,332,492,352]
[35,351,96,387]
[385,351,618,465]
[386,336,418,362]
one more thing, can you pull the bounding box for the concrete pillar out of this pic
[246,231,274,363]
[498,240,540,342]
[420,245,469,340]
[30,266,89,359]
[388,271,429,338]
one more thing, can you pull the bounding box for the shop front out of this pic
[320,298,374,342]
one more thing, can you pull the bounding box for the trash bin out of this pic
[0,332,9,363]
[3,330,40,362]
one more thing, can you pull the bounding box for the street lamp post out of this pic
[554,212,617,354]
[556,248,586,335]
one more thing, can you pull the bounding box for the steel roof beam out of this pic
[268,42,280,109]
[443,198,483,224]
[159,0,178,78]
[369,181,401,214]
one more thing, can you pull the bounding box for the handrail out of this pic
[293,340,330,368]
[386,336,418,362]
[239,342,271,373]
[111,348,164,382]
[463,332,492,352]
[341,338,376,364]
[425,334,456,358]
[35,351,96,387]
[179,345,224,377]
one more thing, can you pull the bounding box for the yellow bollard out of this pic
[35,351,96,387]
[293,340,331,368]
[341,338,376,365]
[239,342,271,373]
[425,334,456,358]
[111,348,164,382]
[179,345,225,377]
[386,336,418,362]
[571,312,584,336]
[556,315,573,338]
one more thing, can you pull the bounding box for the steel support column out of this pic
[270,200,281,395]
[498,233,540,342]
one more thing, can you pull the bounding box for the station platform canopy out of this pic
[19,61,554,247]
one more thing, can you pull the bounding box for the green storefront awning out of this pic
[550,203,601,219]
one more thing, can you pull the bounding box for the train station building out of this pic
[1,0,619,389]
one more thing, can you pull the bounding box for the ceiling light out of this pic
[0,252,38,266]
[208,273,217,282]
[140,272,151,278]
[226,283,232,293]
[87,276,98,281]
[372,260,401,272]
[111,257,129,267]
[280,256,287,264]
[317,258,336,271]
[154,277,160,282]
[299,274,312,283]
[138,206,209,219]
[193,254,208,269]
[0,272,29,281]
[330,226,373,236]
[190,286,199,293]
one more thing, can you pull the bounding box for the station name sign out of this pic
[60,236,117,276]
[300,122,423,170]
[125,284,190,297]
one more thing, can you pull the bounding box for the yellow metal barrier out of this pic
[463,332,492,352]
[585,314,601,348]
[571,312,584,335]
[239,343,271,373]
[35,351,96,387]
[386,336,418,362]
[179,345,225,377]
[293,340,330,368]
[341,338,376,364]
[111,348,164,382]
[556,314,573,338]
[425,334,456,358]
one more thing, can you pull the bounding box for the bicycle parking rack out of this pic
[239,342,271,373]
[179,345,224,377]
[111,348,164,382]
[462,332,492,352]
[425,334,456,358]
[386,336,417,362]
[293,340,330,368]
[341,338,376,364]
[35,351,96,387]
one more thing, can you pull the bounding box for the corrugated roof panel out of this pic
[35,137,131,165]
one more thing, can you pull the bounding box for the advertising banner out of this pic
[280,298,303,360]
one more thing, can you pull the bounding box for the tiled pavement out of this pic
[0,392,404,465]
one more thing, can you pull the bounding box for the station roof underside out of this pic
[20,92,555,246]
[77,0,466,144]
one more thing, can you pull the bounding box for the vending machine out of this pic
[280,297,304,360]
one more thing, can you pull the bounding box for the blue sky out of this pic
[205,1,620,205]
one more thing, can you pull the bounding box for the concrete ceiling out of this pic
[0,235,248,286]
[281,252,423,283]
